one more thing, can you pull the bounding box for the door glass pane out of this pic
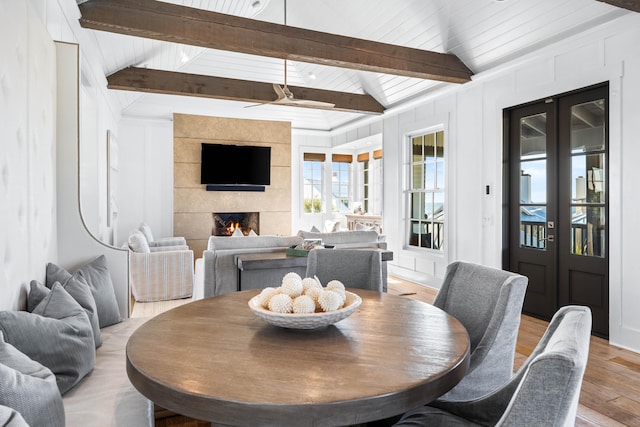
[520,113,547,160]
[572,154,605,203]
[571,206,605,257]
[570,99,605,153]
[520,206,547,249]
[520,160,546,204]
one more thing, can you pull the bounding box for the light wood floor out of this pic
[132,276,640,426]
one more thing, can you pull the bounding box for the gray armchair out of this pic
[433,261,528,402]
[305,248,383,292]
[394,305,592,427]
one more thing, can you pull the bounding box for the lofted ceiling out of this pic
[74,0,635,132]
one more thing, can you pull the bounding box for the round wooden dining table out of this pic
[126,289,470,427]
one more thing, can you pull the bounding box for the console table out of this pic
[345,214,383,232]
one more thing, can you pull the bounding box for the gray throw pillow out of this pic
[0,332,65,427]
[46,256,121,329]
[0,283,96,395]
[76,255,122,328]
[26,280,50,312]
[0,405,29,427]
[45,264,102,347]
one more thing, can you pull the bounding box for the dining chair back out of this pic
[394,305,592,427]
[433,261,528,401]
[305,248,383,292]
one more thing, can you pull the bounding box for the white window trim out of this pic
[403,124,448,257]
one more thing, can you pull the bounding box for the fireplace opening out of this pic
[212,212,259,236]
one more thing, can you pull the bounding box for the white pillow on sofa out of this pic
[128,230,150,253]
[138,223,154,242]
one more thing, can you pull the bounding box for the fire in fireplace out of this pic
[212,212,259,236]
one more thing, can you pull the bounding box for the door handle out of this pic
[541,235,555,242]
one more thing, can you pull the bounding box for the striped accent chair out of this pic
[128,231,194,302]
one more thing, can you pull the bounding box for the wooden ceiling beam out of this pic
[596,0,640,12]
[107,67,385,114]
[79,0,473,84]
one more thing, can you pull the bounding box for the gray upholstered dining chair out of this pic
[305,248,383,292]
[432,261,528,402]
[394,305,592,427]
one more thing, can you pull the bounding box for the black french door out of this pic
[506,83,609,338]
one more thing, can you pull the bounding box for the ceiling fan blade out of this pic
[273,83,287,100]
[272,83,336,109]
[243,102,264,109]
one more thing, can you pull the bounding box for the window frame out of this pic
[302,153,325,214]
[406,128,445,252]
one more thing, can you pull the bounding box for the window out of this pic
[372,149,383,215]
[303,153,325,213]
[356,150,383,215]
[357,153,370,213]
[408,130,444,250]
[331,154,351,213]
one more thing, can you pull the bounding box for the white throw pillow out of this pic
[128,230,150,253]
[138,223,154,242]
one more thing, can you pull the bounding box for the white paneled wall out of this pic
[0,0,57,310]
[316,12,640,352]
[117,118,174,247]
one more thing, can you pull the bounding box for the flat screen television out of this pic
[200,143,271,187]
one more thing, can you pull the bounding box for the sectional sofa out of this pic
[195,229,387,297]
[0,256,153,427]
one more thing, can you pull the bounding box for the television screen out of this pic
[200,143,271,186]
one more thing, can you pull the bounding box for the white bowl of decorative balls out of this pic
[248,272,362,329]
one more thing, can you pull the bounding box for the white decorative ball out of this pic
[292,295,316,314]
[268,293,293,313]
[318,290,343,312]
[303,287,323,310]
[283,272,302,282]
[257,287,280,308]
[281,275,303,298]
[301,277,322,292]
[326,280,346,300]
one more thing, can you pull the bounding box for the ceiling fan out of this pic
[246,0,335,110]
[244,59,335,110]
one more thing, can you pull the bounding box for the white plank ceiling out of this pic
[76,0,631,131]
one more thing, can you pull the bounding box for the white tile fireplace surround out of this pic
[212,212,259,236]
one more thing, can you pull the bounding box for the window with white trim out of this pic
[303,153,324,213]
[408,130,445,250]
[331,154,351,213]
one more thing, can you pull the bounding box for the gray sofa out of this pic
[296,229,386,249]
[198,235,303,297]
[196,230,387,297]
